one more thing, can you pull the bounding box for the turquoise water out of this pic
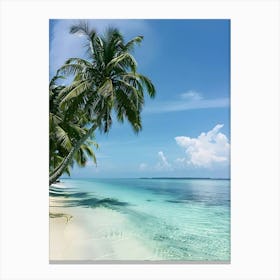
[51,178,230,261]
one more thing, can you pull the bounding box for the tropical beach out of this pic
[49,179,230,262]
[49,182,158,261]
[49,19,230,262]
[50,197,157,261]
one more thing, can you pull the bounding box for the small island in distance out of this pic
[139,177,230,180]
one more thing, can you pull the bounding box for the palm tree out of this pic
[49,75,98,178]
[49,22,156,185]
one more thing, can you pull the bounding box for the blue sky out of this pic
[50,19,230,178]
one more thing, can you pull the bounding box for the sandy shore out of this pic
[49,195,158,261]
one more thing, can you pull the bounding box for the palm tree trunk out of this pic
[49,123,98,185]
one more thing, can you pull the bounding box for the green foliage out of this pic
[57,23,155,133]
[49,76,98,176]
[49,22,156,179]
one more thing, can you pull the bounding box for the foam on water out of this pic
[51,178,230,261]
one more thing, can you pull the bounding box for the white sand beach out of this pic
[49,195,158,261]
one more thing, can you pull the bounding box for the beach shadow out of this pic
[49,188,89,199]
[66,197,130,208]
[49,187,130,210]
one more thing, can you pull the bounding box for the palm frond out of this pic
[74,148,87,167]
[49,112,62,131]
[80,144,97,164]
[64,57,92,68]
[55,126,72,151]
[125,36,143,52]
[57,63,84,77]
[107,53,137,72]
[136,73,156,98]
[60,80,91,109]
[97,79,113,98]
[115,89,142,133]
[49,75,65,88]
[70,21,90,36]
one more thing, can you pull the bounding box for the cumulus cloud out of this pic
[175,124,230,167]
[156,151,172,170]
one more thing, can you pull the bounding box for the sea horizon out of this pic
[61,176,230,180]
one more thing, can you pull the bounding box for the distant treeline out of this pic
[139,177,230,180]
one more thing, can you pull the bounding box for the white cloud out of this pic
[180,90,203,101]
[156,151,172,170]
[144,97,229,114]
[144,89,229,114]
[175,124,230,168]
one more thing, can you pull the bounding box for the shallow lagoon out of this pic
[50,178,230,261]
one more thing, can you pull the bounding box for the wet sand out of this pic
[49,196,158,261]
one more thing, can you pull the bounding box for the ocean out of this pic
[50,178,230,261]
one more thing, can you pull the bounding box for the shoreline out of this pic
[49,179,230,262]
[49,194,158,261]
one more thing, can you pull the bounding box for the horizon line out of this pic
[60,176,230,180]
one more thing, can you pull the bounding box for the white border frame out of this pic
[1,0,279,279]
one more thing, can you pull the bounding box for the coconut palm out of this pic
[49,23,156,185]
[49,75,98,178]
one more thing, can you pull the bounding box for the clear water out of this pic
[51,178,230,261]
